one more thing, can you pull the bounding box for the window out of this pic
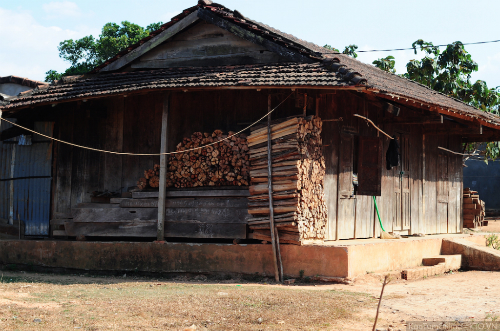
[339,135,382,197]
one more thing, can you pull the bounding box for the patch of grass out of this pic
[486,313,499,322]
[0,271,374,330]
[486,234,500,250]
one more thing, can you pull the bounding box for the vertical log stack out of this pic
[246,116,327,241]
[463,188,486,228]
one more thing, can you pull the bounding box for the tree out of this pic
[371,40,500,162]
[372,55,396,74]
[323,44,359,58]
[45,21,163,82]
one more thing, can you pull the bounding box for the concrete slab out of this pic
[442,238,500,271]
[0,233,488,279]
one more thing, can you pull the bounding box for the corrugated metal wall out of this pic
[0,120,14,223]
[0,121,53,236]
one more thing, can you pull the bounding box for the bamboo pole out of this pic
[157,93,170,241]
[267,94,281,283]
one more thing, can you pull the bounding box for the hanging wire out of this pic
[356,39,500,53]
[0,92,294,156]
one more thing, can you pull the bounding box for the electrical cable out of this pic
[355,39,500,53]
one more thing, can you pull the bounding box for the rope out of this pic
[353,114,394,139]
[438,146,479,156]
[0,93,294,156]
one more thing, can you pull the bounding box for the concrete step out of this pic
[402,263,446,280]
[442,238,500,271]
[402,254,461,280]
[422,254,461,271]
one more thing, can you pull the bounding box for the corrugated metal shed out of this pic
[0,120,14,223]
[0,122,53,236]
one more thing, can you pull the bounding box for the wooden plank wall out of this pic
[321,92,460,240]
[50,89,463,238]
[51,90,303,218]
[132,21,289,69]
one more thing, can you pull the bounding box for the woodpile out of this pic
[463,188,486,228]
[137,164,160,190]
[246,116,327,241]
[167,130,249,188]
[135,130,250,190]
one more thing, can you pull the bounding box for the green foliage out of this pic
[403,40,500,113]
[323,44,340,52]
[323,44,359,58]
[45,20,163,82]
[44,70,63,83]
[342,44,358,58]
[486,234,500,250]
[404,39,500,161]
[372,55,396,73]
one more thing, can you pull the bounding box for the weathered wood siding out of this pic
[51,90,303,218]
[320,92,462,239]
[51,89,463,238]
[131,21,289,69]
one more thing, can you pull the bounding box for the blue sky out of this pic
[2,0,500,87]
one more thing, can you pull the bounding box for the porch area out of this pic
[0,233,489,279]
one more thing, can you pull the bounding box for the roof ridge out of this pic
[0,75,48,88]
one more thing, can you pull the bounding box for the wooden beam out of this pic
[157,93,170,241]
[100,11,199,72]
[133,189,250,199]
[2,86,367,116]
[197,8,315,64]
[266,94,282,283]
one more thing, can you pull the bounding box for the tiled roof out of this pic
[0,62,360,109]
[1,0,500,130]
[0,76,48,89]
[324,54,500,127]
[90,1,334,74]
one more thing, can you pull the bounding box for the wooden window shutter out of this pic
[357,136,383,196]
[338,134,354,199]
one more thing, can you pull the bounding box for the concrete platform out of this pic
[0,234,489,279]
[442,237,500,271]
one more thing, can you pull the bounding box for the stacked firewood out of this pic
[166,130,249,188]
[137,164,160,190]
[135,131,249,190]
[246,116,327,241]
[463,188,486,228]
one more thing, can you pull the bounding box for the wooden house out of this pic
[2,0,500,242]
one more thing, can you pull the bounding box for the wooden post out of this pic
[303,93,307,117]
[315,96,319,117]
[8,116,16,226]
[267,94,281,283]
[157,93,170,241]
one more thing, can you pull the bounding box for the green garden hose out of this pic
[373,196,386,232]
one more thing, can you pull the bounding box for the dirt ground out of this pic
[0,269,499,331]
[479,219,500,233]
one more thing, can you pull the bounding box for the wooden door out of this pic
[337,134,355,239]
[394,134,411,231]
[437,153,449,233]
